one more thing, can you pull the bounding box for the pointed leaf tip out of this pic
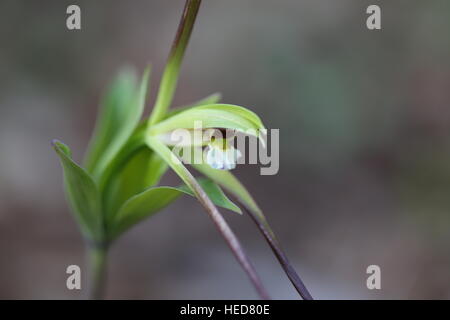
[53,141,103,242]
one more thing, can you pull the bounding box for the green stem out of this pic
[87,245,109,300]
[148,0,202,125]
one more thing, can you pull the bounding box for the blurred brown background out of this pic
[0,0,450,299]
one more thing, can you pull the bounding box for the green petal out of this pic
[149,104,266,142]
[194,104,264,130]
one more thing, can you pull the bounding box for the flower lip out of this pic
[205,138,242,170]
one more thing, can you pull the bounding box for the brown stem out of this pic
[190,179,271,300]
[239,202,313,300]
[149,0,202,125]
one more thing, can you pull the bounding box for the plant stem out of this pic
[191,164,313,299]
[147,137,270,299]
[87,245,109,300]
[240,204,313,300]
[148,0,202,125]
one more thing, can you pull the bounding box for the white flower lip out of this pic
[205,140,242,170]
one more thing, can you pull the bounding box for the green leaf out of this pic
[164,92,222,119]
[109,179,240,239]
[103,146,168,222]
[92,121,169,224]
[85,66,151,179]
[97,123,147,192]
[109,187,181,239]
[52,140,103,241]
[149,104,266,143]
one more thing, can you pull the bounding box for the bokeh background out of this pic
[1,0,450,299]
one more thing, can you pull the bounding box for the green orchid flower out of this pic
[52,0,312,300]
